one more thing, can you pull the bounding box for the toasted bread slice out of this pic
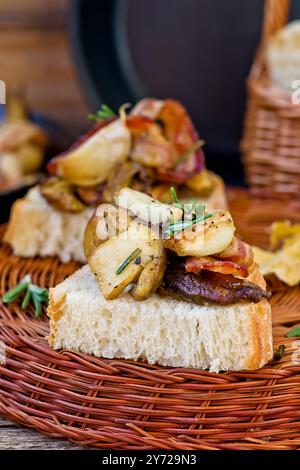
[4,186,93,263]
[47,264,272,372]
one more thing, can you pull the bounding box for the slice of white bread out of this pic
[47,265,273,372]
[4,186,93,263]
[266,20,300,93]
[4,174,227,264]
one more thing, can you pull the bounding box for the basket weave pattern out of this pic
[1,189,300,450]
[241,0,300,197]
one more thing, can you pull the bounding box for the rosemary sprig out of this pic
[174,139,205,168]
[165,186,213,238]
[170,187,202,214]
[116,248,142,275]
[170,186,183,210]
[164,213,213,239]
[2,275,49,317]
[273,344,286,361]
[88,104,116,122]
[286,326,300,338]
[2,276,30,303]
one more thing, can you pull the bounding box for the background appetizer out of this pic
[5,98,227,263]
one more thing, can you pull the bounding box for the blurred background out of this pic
[0,0,300,188]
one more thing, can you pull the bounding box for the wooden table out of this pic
[0,417,84,450]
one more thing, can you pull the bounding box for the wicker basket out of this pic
[241,0,300,198]
[2,191,300,449]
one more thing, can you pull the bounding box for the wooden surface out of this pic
[0,0,89,139]
[0,417,84,449]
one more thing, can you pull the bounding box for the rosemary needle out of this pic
[164,213,213,239]
[2,278,30,303]
[21,288,32,310]
[273,344,286,361]
[88,104,116,122]
[174,139,205,168]
[286,326,300,338]
[2,276,49,318]
[116,248,142,275]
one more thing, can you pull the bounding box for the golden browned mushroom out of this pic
[84,203,130,259]
[163,210,235,257]
[40,177,85,213]
[87,218,166,300]
[185,169,214,197]
[103,161,141,203]
[48,117,131,187]
[132,248,167,300]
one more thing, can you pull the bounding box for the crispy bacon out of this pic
[185,238,254,278]
[156,100,205,182]
[158,100,199,155]
[216,237,254,267]
[185,256,249,278]
[129,99,205,182]
[127,116,177,169]
[126,115,155,135]
[130,98,164,119]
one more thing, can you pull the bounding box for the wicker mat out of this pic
[1,189,300,450]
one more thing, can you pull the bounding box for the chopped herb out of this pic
[2,275,49,318]
[273,344,286,361]
[174,139,205,168]
[169,187,204,215]
[286,326,300,338]
[88,104,116,122]
[116,248,142,275]
[164,213,213,239]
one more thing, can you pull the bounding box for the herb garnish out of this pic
[273,344,286,361]
[170,186,184,210]
[2,275,49,317]
[88,104,116,122]
[170,187,201,214]
[286,326,300,338]
[164,187,213,238]
[174,139,205,168]
[164,213,213,239]
[116,248,142,275]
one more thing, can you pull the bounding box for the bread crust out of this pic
[4,198,27,245]
[245,299,272,370]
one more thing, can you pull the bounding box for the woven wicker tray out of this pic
[1,189,300,450]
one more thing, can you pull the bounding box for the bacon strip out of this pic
[185,256,249,278]
[216,237,253,267]
[129,99,205,182]
[126,115,155,135]
[156,100,204,182]
[127,116,177,170]
[185,238,254,278]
